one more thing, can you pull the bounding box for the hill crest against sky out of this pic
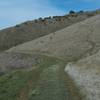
[0,0,100,29]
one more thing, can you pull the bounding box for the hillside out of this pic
[0,52,41,74]
[0,10,100,51]
[8,15,100,61]
[0,10,100,100]
[66,48,100,100]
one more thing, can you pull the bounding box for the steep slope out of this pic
[0,52,41,74]
[0,10,100,51]
[8,15,100,61]
[66,49,100,100]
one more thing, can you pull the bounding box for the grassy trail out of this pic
[0,55,83,100]
[18,67,42,100]
[20,63,82,100]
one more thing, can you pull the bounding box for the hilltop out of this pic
[0,10,100,51]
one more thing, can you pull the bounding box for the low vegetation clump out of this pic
[78,10,84,14]
[69,10,76,14]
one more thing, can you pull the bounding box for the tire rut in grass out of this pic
[29,64,82,100]
[17,67,42,100]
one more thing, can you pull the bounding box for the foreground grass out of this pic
[0,70,33,100]
[0,55,60,100]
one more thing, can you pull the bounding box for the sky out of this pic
[0,0,100,29]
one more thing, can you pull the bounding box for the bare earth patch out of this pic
[65,52,100,100]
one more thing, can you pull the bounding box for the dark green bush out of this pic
[79,10,84,13]
[69,10,75,14]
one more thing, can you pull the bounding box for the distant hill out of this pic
[0,10,100,51]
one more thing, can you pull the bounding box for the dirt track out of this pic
[18,64,82,100]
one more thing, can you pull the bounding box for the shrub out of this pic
[44,16,51,20]
[69,10,75,14]
[15,25,20,28]
[79,10,84,13]
[53,16,58,18]
[38,17,42,21]
[34,19,38,23]
[87,13,95,17]
[24,22,29,25]
[50,36,53,40]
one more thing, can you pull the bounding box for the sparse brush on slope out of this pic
[0,10,99,51]
[7,15,100,61]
